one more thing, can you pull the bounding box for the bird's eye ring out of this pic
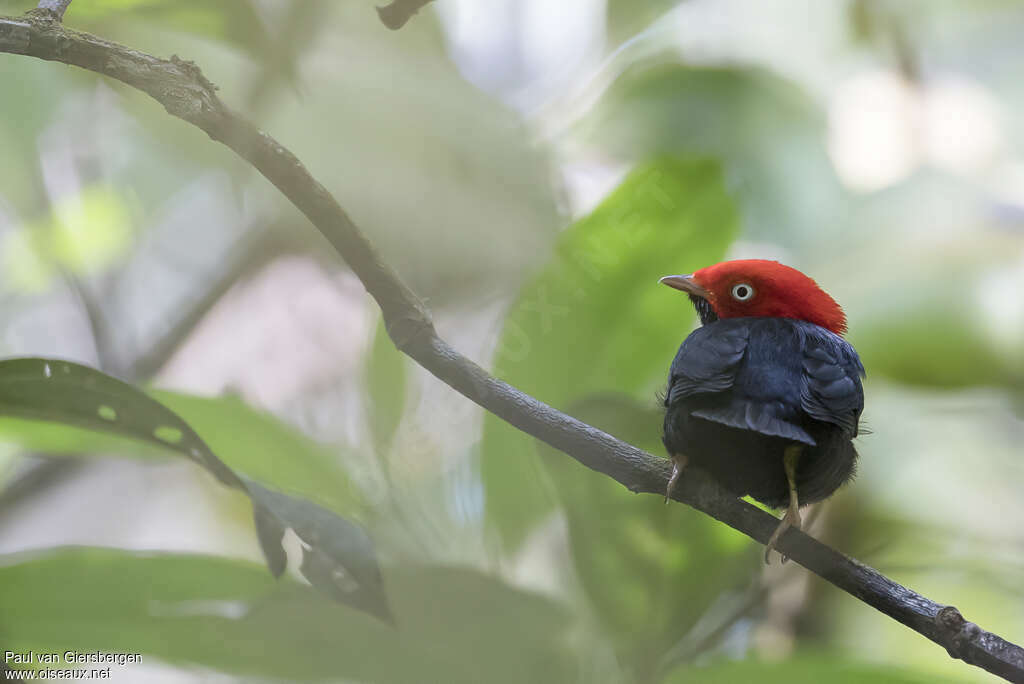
[731,283,755,301]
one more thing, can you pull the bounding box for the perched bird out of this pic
[660,260,865,562]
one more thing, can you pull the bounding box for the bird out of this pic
[659,259,865,563]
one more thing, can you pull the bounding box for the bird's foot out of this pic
[664,453,688,503]
[764,504,801,565]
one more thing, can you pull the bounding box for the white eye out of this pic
[731,283,755,301]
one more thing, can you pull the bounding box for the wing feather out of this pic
[665,321,749,406]
[799,328,865,437]
[691,403,816,444]
[665,318,865,442]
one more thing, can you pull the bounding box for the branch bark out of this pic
[1,11,1022,683]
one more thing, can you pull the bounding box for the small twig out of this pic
[125,229,287,380]
[376,0,434,30]
[1,11,1022,682]
[34,0,72,21]
[62,274,119,373]
[888,17,920,83]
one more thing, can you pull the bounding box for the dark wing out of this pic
[690,402,815,444]
[799,328,865,437]
[665,320,750,406]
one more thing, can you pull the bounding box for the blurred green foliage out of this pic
[482,158,737,550]
[2,0,273,58]
[0,384,360,517]
[0,359,389,619]
[542,394,752,681]
[0,0,1021,683]
[1,186,134,291]
[151,391,362,516]
[365,318,408,458]
[579,62,841,244]
[0,548,574,683]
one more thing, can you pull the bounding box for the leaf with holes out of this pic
[247,481,392,622]
[0,357,390,620]
[0,357,241,487]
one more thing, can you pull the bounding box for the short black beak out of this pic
[659,274,710,299]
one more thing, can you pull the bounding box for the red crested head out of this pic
[660,259,847,335]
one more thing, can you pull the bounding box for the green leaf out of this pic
[151,391,361,517]
[0,358,388,619]
[365,318,407,456]
[0,548,575,683]
[0,358,241,487]
[255,3,561,306]
[0,386,360,518]
[480,158,738,550]
[832,229,1024,390]
[580,62,839,245]
[853,301,1022,389]
[246,481,391,622]
[542,395,752,680]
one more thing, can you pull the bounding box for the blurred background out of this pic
[0,0,1022,682]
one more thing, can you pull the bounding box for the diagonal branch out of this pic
[1,10,1022,683]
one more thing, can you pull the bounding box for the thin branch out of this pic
[62,273,119,373]
[0,11,1022,683]
[125,228,290,380]
[34,0,71,21]
[0,457,84,522]
[376,0,434,30]
[657,579,775,673]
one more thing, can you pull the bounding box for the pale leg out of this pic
[665,452,689,503]
[764,445,803,564]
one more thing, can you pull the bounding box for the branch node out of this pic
[170,54,218,92]
[936,606,982,661]
[384,311,435,354]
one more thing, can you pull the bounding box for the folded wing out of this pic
[665,321,749,405]
[799,329,865,437]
